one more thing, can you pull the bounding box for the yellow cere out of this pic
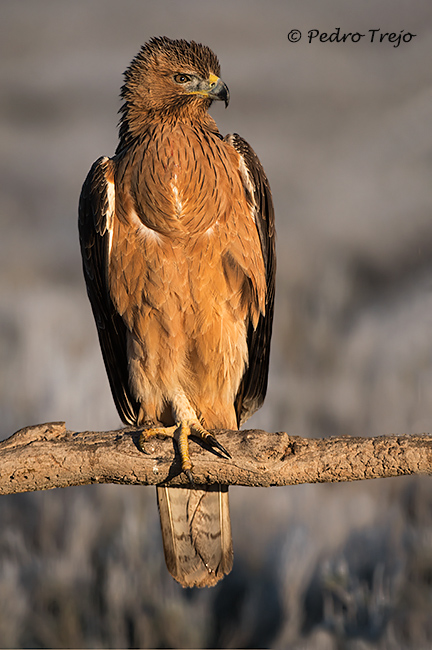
[208,73,220,86]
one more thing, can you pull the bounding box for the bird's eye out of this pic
[174,74,191,84]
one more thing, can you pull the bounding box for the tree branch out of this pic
[0,422,431,495]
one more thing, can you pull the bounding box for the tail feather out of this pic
[157,484,233,588]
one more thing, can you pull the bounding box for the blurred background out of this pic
[1,0,432,647]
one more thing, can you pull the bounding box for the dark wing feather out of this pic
[78,156,139,425]
[227,134,276,426]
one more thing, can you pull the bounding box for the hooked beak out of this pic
[189,73,230,108]
[207,75,230,108]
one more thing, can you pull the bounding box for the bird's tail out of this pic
[157,484,233,588]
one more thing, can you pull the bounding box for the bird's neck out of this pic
[117,104,220,153]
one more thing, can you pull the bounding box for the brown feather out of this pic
[157,485,233,588]
[79,37,275,588]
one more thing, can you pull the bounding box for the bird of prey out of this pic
[79,37,275,588]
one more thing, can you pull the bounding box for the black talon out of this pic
[185,468,195,487]
[207,435,231,459]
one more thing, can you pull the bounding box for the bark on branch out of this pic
[0,422,431,496]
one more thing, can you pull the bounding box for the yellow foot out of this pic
[138,420,231,483]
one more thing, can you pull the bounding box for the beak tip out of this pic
[209,78,230,108]
[224,88,230,109]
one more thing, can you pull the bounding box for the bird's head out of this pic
[118,37,229,144]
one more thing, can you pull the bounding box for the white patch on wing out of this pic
[237,155,257,224]
[226,134,257,225]
[105,179,115,260]
[107,229,113,260]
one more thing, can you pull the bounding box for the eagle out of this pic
[79,37,275,588]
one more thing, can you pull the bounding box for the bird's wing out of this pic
[226,134,276,426]
[78,156,139,425]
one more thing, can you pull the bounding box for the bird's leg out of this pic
[177,419,231,469]
[139,397,231,482]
